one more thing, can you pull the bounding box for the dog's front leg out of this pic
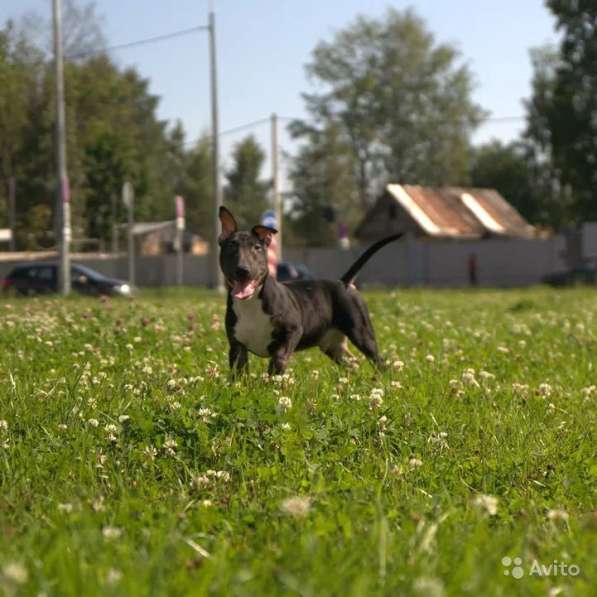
[268,327,302,375]
[229,340,249,378]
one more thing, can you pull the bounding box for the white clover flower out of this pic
[369,389,384,409]
[102,526,122,540]
[163,438,178,455]
[512,383,529,398]
[461,368,479,387]
[2,562,28,585]
[547,509,569,523]
[215,470,230,482]
[106,568,122,585]
[537,383,553,398]
[280,422,291,431]
[193,475,210,488]
[392,360,405,371]
[473,494,498,516]
[57,502,73,513]
[143,445,157,461]
[277,396,292,414]
[413,577,444,597]
[425,354,435,363]
[118,415,130,423]
[92,496,106,512]
[479,370,495,381]
[409,457,423,468]
[281,496,311,518]
[198,407,217,422]
[0,420,8,431]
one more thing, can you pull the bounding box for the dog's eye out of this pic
[253,244,262,251]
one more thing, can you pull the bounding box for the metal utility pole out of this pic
[208,10,224,291]
[122,181,135,287]
[7,177,16,251]
[52,0,71,294]
[271,113,282,260]
[111,193,118,254]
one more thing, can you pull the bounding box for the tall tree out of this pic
[178,134,213,241]
[288,122,357,246]
[19,0,105,59]
[471,141,537,221]
[524,45,576,227]
[224,135,269,228]
[469,139,569,227]
[525,2,597,222]
[0,21,47,244]
[293,7,484,211]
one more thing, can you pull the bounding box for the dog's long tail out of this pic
[340,233,403,285]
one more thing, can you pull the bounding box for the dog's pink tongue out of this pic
[232,279,256,300]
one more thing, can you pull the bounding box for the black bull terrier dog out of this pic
[218,206,402,375]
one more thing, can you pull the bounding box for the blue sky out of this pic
[1,1,558,185]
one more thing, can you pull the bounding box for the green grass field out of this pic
[0,288,595,596]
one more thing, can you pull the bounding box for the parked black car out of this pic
[542,260,596,287]
[276,261,314,282]
[1,263,132,297]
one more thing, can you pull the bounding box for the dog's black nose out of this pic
[235,266,250,280]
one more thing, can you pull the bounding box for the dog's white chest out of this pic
[232,296,274,357]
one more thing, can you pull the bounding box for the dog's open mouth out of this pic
[231,278,258,300]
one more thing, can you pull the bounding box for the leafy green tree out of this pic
[471,141,537,221]
[19,0,105,60]
[293,8,484,210]
[0,22,49,243]
[525,2,597,223]
[0,0,217,249]
[524,45,575,227]
[224,135,269,229]
[179,134,213,241]
[288,122,357,246]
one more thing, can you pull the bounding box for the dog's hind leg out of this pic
[345,327,385,369]
[336,291,385,369]
[319,331,354,367]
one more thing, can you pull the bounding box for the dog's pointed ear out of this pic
[252,225,278,246]
[219,206,238,242]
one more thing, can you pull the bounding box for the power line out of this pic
[219,117,271,138]
[66,25,208,60]
[278,114,526,125]
[183,117,271,147]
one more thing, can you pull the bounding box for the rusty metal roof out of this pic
[385,184,535,238]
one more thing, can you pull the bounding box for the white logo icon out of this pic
[502,556,524,579]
